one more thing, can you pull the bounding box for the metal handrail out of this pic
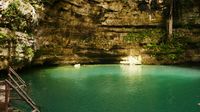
[8,67,26,87]
[5,80,40,112]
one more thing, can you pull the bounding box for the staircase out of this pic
[0,67,40,112]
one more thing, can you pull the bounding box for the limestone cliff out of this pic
[0,0,200,70]
[34,0,200,65]
[0,28,35,69]
[0,0,42,70]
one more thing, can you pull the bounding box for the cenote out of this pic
[15,65,200,112]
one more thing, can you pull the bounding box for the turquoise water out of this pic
[18,65,200,112]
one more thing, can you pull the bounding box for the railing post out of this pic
[5,81,9,112]
[8,66,26,87]
[5,80,40,112]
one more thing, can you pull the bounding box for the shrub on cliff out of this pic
[0,0,43,33]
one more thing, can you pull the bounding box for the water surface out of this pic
[18,65,200,112]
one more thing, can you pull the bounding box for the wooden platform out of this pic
[0,81,10,112]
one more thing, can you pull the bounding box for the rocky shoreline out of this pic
[0,0,200,70]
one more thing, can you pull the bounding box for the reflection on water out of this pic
[120,65,142,76]
[19,65,200,112]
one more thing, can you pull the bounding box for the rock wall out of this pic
[174,0,200,25]
[34,0,200,65]
[0,0,200,69]
[0,28,35,70]
[0,0,41,70]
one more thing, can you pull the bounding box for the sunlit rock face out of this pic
[0,0,42,32]
[34,0,200,65]
[0,0,41,70]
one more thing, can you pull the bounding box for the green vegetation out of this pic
[0,32,8,39]
[146,31,191,61]
[0,32,13,46]
[24,47,34,59]
[1,1,32,32]
[124,29,165,43]
[0,33,7,47]
[124,29,191,62]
